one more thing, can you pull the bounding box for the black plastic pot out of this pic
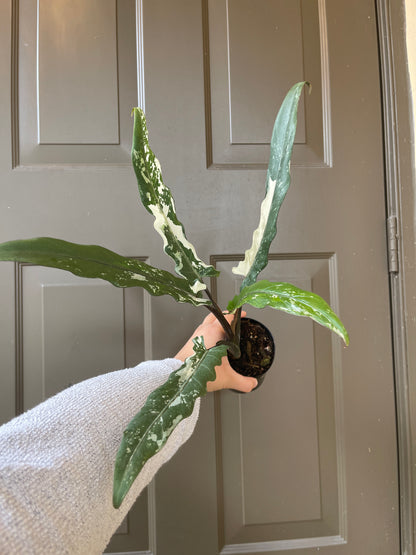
[227,317,275,392]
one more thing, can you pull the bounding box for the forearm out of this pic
[0,358,200,554]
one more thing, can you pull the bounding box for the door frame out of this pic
[376,1,416,553]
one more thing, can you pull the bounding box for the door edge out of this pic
[376,1,416,553]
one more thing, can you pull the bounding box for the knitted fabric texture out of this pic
[0,358,200,554]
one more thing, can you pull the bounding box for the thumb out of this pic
[229,372,258,393]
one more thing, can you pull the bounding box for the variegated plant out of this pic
[0,82,348,508]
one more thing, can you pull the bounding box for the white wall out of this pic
[406,0,416,164]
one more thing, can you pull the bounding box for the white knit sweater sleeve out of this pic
[0,358,200,554]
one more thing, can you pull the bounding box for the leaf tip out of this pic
[336,325,349,346]
[112,487,124,510]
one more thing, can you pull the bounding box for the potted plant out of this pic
[0,82,348,509]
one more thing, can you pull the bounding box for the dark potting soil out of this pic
[228,317,275,380]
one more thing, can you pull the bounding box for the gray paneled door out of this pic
[0,1,399,554]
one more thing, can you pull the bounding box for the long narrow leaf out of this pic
[0,237,210,307]
[131,108,218,293]
[113,338,227,508]
[232,82,309,288]
[227,280,349,345]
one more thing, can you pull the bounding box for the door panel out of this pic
[206,0,327,167]
[16,265,148,410]
[17,0,137,165]
[0,0,400,554]
[213,255,343,548]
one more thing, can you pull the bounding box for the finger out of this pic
[223,310,247,318]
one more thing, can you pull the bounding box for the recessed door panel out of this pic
[17,0,137,165]
[213,255,343,549]
[205,0,329,168]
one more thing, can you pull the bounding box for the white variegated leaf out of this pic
[113,338,227,508]
[233,82,309,288]
[131,108,219,294]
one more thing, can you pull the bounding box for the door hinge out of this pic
[387,215,399,273]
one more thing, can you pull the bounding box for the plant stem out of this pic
[205,289,234,341]
[233,307,242,344]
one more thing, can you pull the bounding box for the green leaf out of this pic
[232,82,309,288]
[131,108,219,294]
[227,280,349,345]
[113,338,227,508]
[0,237,210,307]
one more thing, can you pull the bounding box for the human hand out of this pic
[175,312,257,393]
